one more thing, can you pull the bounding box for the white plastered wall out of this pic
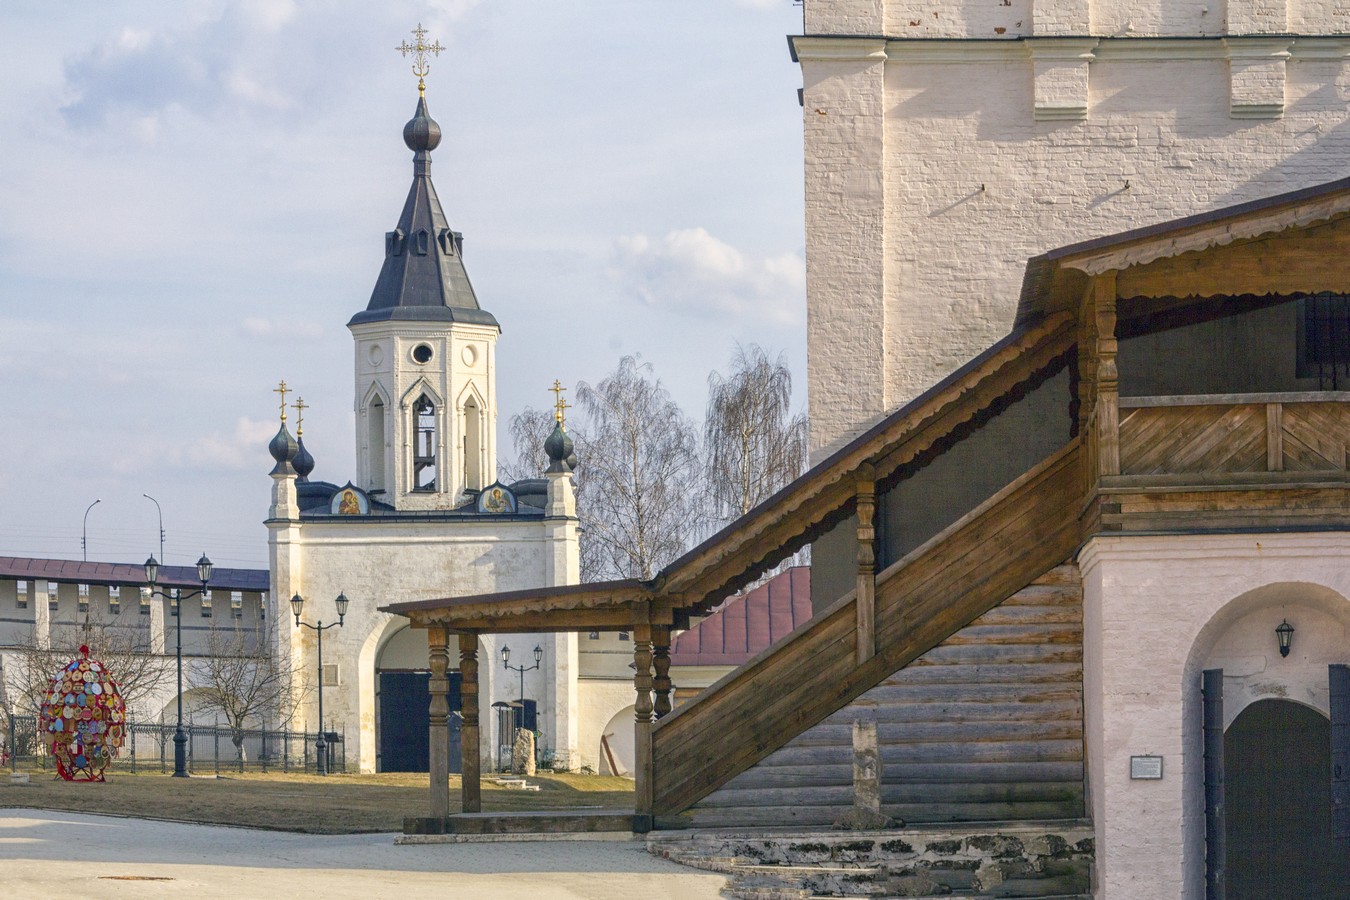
[799,1,1350,459]
[269,517,571,773]
[1079,532,1350,900]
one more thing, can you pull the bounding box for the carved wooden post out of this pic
[633,619,654,828]
[653,625,672,719]
[428,625,451,820]
[856,464,877,665]
[458,631,481,814]
[1094,272,1121,476]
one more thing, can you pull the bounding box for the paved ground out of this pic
[0,809,728,899]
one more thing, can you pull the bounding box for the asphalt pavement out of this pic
[0,808,727,899]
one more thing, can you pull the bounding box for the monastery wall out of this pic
[799,0,1350,457]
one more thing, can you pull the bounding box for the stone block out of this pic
[512,728,536,776]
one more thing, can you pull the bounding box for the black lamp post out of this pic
[1277,619,1295,658]
[501,644,543,729]
[291,591,348,775]
[144,552,212,778]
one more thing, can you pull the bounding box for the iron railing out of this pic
[5,715,345,775]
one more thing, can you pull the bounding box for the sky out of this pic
[0,1,808,569]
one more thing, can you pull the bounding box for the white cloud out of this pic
[174,416,277,471]
[610,228,804,324]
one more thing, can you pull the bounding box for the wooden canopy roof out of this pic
[383,175,1350,634]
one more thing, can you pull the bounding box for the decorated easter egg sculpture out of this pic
[39,646,127,782]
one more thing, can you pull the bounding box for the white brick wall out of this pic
[799,27,1350,456]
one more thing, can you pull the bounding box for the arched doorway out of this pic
[1225,699,1350,898]
[375,625,460,772]
[598,706,635,777]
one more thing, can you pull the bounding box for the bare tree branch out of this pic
[705,344,809,524]
[190,618,304,760]
[576,355,705,581]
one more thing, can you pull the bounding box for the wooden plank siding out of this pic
[650,441,1083,818]
[1119,395,1350,479]
[680,566,1083,828]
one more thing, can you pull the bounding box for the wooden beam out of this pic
[408,607,651,632]
[458,632,481,814]
[1094,273,1120,477]
[1115,218,1350,300]
[653,625,672,720]
[633,622,654,830]
[1267,403,1284,472]
[427,626,450,821]
[855,464,877,665]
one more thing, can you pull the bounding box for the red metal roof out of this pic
[669,566,811,667]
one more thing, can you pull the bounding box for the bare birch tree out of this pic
[704,345,809,525]
[575,355,703,581]
[9,616,172,722]
[191,618,304,761]
[499,405,562,484]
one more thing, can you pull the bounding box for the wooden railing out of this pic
[650,440,1083,818]
[1116,392,1350,478]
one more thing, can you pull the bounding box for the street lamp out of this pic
[82,499,101,561]
[292,591,348,775]
[501,644,543,730]
[144,552,213,777]
[143,494,165,564]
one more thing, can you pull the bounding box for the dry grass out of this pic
[0,770,635,833]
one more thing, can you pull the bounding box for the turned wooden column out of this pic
[427,625,451,820]
[1093,272,1121,476]
[653,625,672,719]
[458,631,481,814]
[856,464,877,665]
[633,621,654,825]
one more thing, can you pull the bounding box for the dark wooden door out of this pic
[379,672,429,772]
[378,671,463,773]
[1225,699,1350,899]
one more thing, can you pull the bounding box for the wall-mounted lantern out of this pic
[1276,619,1295,658]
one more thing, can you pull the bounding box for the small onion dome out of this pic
[403,95,442,153]
[292,436,315,482]
[544,421,574,474]
[268,423,298,476]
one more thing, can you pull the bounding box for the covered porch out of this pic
[383,583,682,834]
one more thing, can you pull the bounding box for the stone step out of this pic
[647,822,1093,899]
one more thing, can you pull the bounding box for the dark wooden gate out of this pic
[378,671,461,773]
[1225,698,1350,899]
[1331,664,1350,844]
[1203,668,1225,900]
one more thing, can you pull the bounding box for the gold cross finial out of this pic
[397,23,444,96]
[293,397,307,437]
[550,380,571,427]
[274,380,290,424]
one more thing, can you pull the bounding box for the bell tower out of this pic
[348,38,499,510]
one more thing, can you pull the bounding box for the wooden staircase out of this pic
[651,440,1083,822]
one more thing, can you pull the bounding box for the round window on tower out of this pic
[411,343,434,364]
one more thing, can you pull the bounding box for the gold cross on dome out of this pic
[397,23,444,96]
[293,397,308,437]
[274,380,290,423]
[550,380,571,426]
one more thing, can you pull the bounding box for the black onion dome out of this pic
[268,423,298,476]
[292,436,315,482]
[545,421,575,474]
[403,95,442,153]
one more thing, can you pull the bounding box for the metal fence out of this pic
[5,715,345,775]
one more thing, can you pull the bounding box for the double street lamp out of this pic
[144,553,213,778]
[291,591,348,775]
[501,644,543,730]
